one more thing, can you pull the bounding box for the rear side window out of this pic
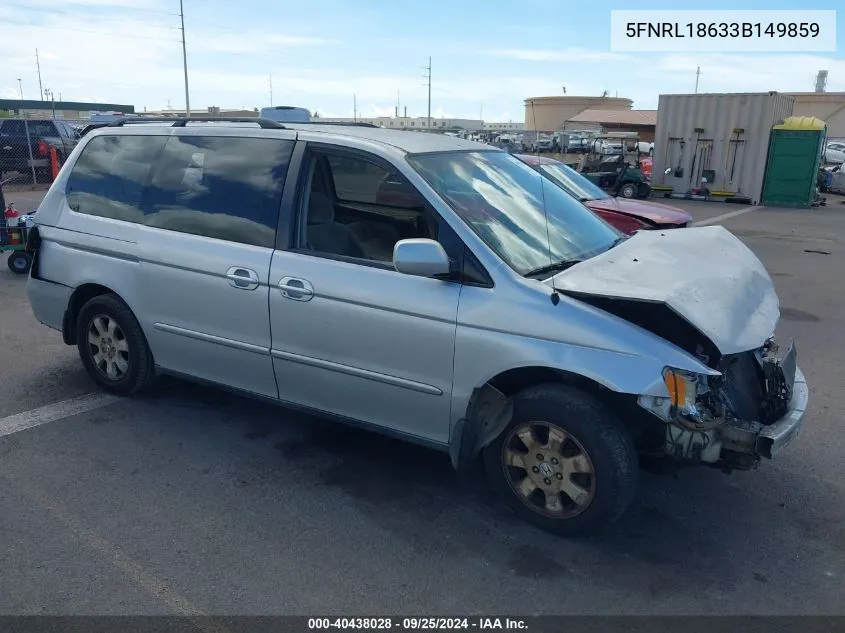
[67,135,167,222]
[0,121,26,135]
[141,136,293,248]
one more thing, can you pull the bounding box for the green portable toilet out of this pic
[761,116,827,207]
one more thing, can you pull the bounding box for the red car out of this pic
[515,154,692,234]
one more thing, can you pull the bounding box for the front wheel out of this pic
[7,251,31,274]
[619,182,638,199]
[483,384,638,537]
[76,293,156,396]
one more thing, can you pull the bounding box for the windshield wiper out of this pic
[524,259,583,279]
[608,235,629,249]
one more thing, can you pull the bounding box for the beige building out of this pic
[523,96,633,132]
[563,109,658,142]
[783,92,845,138]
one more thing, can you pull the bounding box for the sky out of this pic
[1,0,844,122]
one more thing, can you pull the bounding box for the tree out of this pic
[312,111,321,118]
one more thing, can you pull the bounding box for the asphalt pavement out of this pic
[1,195,844,616]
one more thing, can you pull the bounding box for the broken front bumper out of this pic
[754,367,808,459]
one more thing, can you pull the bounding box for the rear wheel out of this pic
[76,293,156,396]
[483,384,638,537]
[7,251,31,274]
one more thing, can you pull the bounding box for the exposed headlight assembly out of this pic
[638,367,725,431]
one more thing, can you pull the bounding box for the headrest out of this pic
[308,192,335,224]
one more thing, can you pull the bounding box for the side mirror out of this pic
[393,238,451,278]
[665,167,673,174]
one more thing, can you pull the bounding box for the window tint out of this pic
[66,135,167,222]
[141,136,293,248]
[302,152,445,265]
[29,121,58,137]
[0,120,26,135]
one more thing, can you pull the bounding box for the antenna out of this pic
[695,66,701,93]
[35,49,44,101]
[179,0,191,117]
[815,70,828,93]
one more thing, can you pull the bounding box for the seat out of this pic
[306,192,365,259]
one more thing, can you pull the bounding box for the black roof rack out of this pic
[291,121,379,128]
[107,116,286,129]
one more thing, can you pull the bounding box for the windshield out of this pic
[536,161,609,202]
[407,151,620,276]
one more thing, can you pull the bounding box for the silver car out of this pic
[25,119,808,536]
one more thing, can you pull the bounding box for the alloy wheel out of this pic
[501,421,596,519]
[87,315,130,381]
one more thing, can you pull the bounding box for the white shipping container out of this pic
[652,92,795,204]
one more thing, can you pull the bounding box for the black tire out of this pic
[76,293,156,396]
[483,383,638,537]
[619,182,637,199]
[7,251,31,274]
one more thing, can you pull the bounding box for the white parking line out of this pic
[0,392,121,438]
[692,205,762,227]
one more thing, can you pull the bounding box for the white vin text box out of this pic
[610,10,836,52]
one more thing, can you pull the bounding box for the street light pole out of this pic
[179,0,191,117]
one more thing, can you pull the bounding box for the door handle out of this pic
[226,267,260,290]
[278,276,314,301]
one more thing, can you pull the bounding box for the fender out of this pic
[449,384,513,471]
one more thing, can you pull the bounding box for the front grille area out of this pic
[721,351,766,422]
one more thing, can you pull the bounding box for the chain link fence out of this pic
[0,115,89,187]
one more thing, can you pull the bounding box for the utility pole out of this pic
[35,49,44,101]
[179,0,191,117]
[353,94,357,122]
[269,73,273,106]
[695,66,701,93]
[18,79,37,183]
[424,57,432,131]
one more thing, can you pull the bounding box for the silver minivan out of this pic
[26,118,808,536]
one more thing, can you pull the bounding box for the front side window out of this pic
[141,136,294,248]
[300,150,448,266]
[408,151,619,276]
[66,135,167,222]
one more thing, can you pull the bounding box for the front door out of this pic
[136,133,297,398]
[268,145,461,444]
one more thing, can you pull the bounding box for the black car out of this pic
[0,119,80,178]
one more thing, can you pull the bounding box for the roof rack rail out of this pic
[107,116,286,129]
[293,121,379,128]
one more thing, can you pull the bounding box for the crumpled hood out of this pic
[585,197,692,226]
[545,226,780,356]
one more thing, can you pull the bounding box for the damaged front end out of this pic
[637,337,809,471]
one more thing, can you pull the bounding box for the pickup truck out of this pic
[0,119,80,179]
